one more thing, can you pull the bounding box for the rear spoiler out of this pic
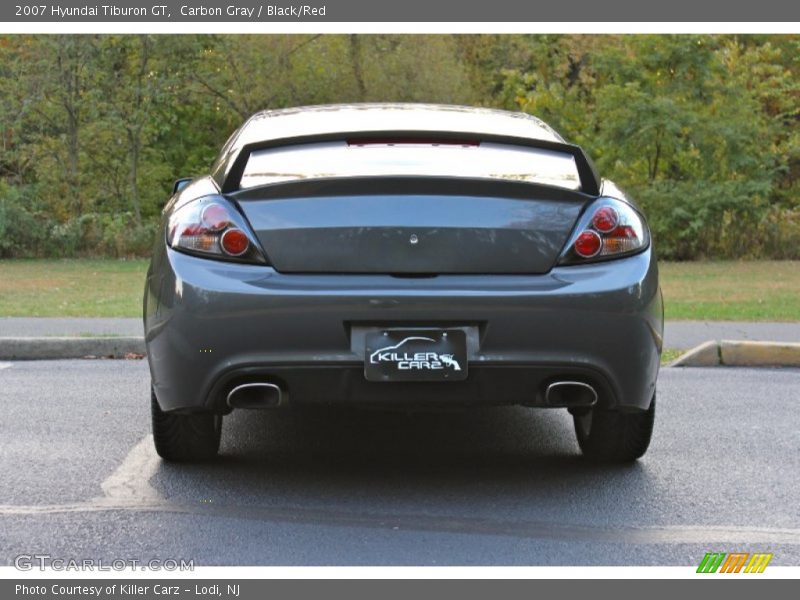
[217,131,601,196]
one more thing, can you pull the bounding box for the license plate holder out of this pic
[364,329,468,382]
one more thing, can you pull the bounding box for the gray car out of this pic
[144,103,662,463]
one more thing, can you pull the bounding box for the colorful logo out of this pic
[696,552,773,573]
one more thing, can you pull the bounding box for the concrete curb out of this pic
[668,339,800,368]
[0,337,146,360]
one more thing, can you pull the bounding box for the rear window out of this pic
[239,141,581,190]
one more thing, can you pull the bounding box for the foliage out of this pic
[0,34,798,259]
[498,35,800,259]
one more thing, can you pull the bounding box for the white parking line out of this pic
[0,434,165,515]
[98,434,163,505]
[1,499,800,546]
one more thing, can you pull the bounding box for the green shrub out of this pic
[0,186,158,258]
[97,213,158,258]
[637,180,775,260]
[0,184,53,257]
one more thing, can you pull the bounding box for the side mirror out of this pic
[173,177,193,195]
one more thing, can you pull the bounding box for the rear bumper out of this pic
[144,246,662,413]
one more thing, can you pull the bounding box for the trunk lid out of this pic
[231,178,591,274]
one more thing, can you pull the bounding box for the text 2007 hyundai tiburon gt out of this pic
[144,103,663,462]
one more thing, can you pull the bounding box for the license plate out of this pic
[364,329,468,382]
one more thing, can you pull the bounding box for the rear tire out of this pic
[151,386,222,461]
[573,394,655,462]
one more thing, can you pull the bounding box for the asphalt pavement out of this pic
[2,318,799,350]
[0,359,798,566]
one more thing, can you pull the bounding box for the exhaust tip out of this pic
[544,381,598,408]
[227,382,283,409]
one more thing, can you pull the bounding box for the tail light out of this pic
[220,229,250,256]
[574,230,602,258]
[167,195,266,264]
[559,198,649,265]
[591,206,618,233]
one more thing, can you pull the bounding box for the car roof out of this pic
[234,103,566,146]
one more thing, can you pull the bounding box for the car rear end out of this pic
[145,107,662,462]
